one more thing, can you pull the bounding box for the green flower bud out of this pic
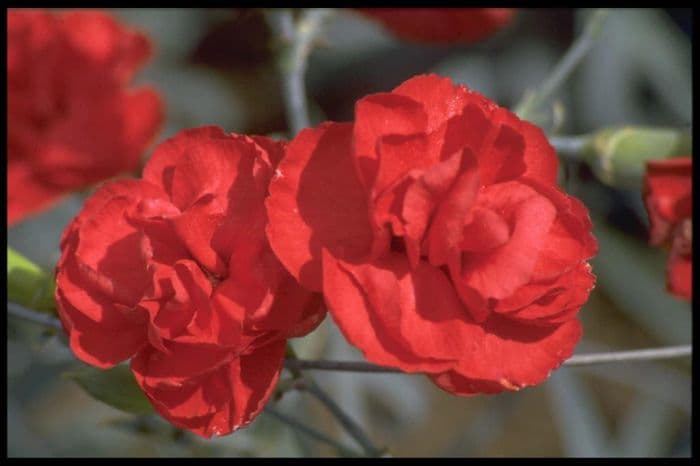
[583,126,691,189]
[7,247,56,312]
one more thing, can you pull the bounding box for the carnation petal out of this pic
[323,251,455,373]
[56,286,146,368]
[266,123,377,291]
[432,317,582,393]
[668,240,692,300]
[353,93,427,187]
[130,341,232,389]
[520,120,559,185]
[391,74,469,132]
[141,126,228,194]
[460,181,557,300]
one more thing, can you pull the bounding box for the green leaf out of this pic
[63,364,154,415]
[7,247,56,311]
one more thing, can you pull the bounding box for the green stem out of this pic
[550,134,591,161]
[10,304,692,369]
[285,344,384,457]
[298,378,383,457]
[284,345,692,372]
[265,8,334,137]
[515,9,609,123]
[264,406,361,457]
[8,301,62,330]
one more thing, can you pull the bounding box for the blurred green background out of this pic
[7,8,691,457]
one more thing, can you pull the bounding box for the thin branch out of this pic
[294,377,383,457]
[264,406,361,457]
[550,134,590,161]
[9,303,691,370]
[564,345,692,366]
[287,360,401,373]
[8,301,62,330]
[265,8,334,136]
[285,345,692,373]
[515,9,609,122]
[284,345,383,457]
[10,302,691,370]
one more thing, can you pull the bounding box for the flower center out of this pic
[202,267,223,288]
[390,235,407,254]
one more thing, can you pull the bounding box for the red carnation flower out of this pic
[267,74,597,395]
[8,9,163,225]
[643,157,692,300]
[55,127,324,437]
[356,8,515,44]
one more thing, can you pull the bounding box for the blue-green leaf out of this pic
[63,364,154,415]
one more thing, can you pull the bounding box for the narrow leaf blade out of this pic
[63,364,154,415]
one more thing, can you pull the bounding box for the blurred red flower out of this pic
[267,74,597,394]
[55,127,324,437]
[356,8,515,44]
[643,157,693,300]
[8,10,163,225]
